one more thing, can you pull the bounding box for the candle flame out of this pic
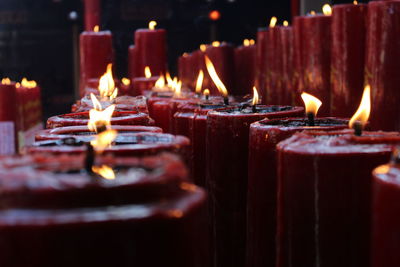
[353,0,358,5]
[92,165,116,180]
[283,20,289,27]
[149,21,157,30]
[166,72,173,87]
[243,39,250,46]
[21,78,37,88]
[195,70,204,94]
[212,41,221,47]
[322,4,332,16]
[349,85,371,130]
[90,93,103,111]
[121,78,130,86]
[205,55,228,97]
[155,75,165,89]
[249,39,255,45]
[1,78,11,85]
[200,44,207,52]
[93,25,99,32]
[174,80,182,97]
[99,64,118,100]
[203,89,210,97]
[252,87,259,106]
[270,16,277,27]
[310,10,316,15]
[144,66,152,78]
[90,129,117,153]
[301,92,322,117]
[88,104,116,133]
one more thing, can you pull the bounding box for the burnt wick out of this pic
[85,143,95,175]
[307,112,315,126]
[353,121,363,136]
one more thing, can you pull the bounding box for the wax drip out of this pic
[353,121,363,136]
[307,112,315,126]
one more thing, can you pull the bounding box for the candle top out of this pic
[278,129,400,155]
[374,163,400,186]
[73,95,148,113]
[258,117,348,128]
[212,105,303,116]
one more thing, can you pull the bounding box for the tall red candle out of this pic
[265,25,282,104]
[128,45,140,80]
[234,40,256,96]
[247,117,348,267]
[134,24,167,78]
[79,29,114,97]
[331,3,367,117]
[83,0,100,31]
[0,80,18,155]
[0,153,208,267]
[256,29,268,104]
[206,105,304,267]
[280,25,295,105]
[371,159,400,267]
[276,130,400,267]
[294,14,332,115]
[365,1,400,131]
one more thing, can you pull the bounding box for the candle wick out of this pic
[85,143,95,176]
[307,112,315,126]
[353,121,363,136]
[252,104,257,113]
[205,94,210,101]
[224,96,229,105]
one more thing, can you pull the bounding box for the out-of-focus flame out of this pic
[205,55,228,97]
[283,21,289,27]
[270,16,277,27]
[21,78,37,88]
[200,44,207,52]
[249,39,255,45]
[301,92,322,117]
[353,0,358,5]
[212,41,220,47]
[1,78,11,85]
[310,10,316,15]
[323,4,332,16]
[99,64,118,100]
[155,75,165,88]
[195,70,204,94]
[203,89,210,97]
[121,78,130,86]
[166,72,173,87]
[149,21,157,30]
[92,165,116,180]
[93,25,99,32]
[174,80,182,97]
[88,104,116,133]
[243,39,250,46]
[252,87,259,106]
[90,93,103,111]
[349,85,371,130]
[144,66,152,78]
[90,129,117,153]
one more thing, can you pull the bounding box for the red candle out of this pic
[331,3,367,117]
[0,80,18,155]
[134,22,167,78]
[293,12,332,115]
[371,159,400,267]
[206,104,304,267]
[178,53,191,88]
[83,0,100,31]
[365,1,400,131]
[0,153,208,267]
[72,95,149,113]
[192,49,207,90]
[293,17,306,107]
[276,130,400,267]
[247,117,348,267]
[35,125,162,142]
[46,111,153,129]
[205,43,235,95]
[79,29,114,97]
[280,24,295,105]
[234,40,256,96]
[132,76,160,96]
[256,29,268,104]
[128,45,140,79]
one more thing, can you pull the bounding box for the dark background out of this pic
[0,0,367,119]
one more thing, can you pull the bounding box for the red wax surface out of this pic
[46,111,153,129]
[205,44,235,95]
[134,29,167,77]
[35,125,162,142]
[276,130,400,267]
[292,17,305,107]
[72,95,148,113]
[0,153,208,267]
[256,29,268,103]
[294,15,332,115]
[331,4,367,117]
[371,163,400,267]
[234,44,256,96]
[128,45,140,79]
[280,26,295,105]
[206,105,304,267]
[83,0,100,31]
[247,117,348,267]
[365,1,400,131]
[178,54,191,88]
[79,30,114,97]
[132,76,160,96]
[265,26,283,105]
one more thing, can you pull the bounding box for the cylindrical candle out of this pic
[0,153,208,267]
[234,42,256,96]
[365,1,400,131]
[371,161,400,267]
[277,130,400,267]
[247,117,348,267]
[280,25,295,105]
[265,26,282,104]
[206,105,304,267]
[0,81,18,155]
[256,29,268,104]
[331,3,367,117]
[132,76,160,96]
[72,95,149,113]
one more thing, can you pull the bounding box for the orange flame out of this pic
[155,75,166,89]
[205,56,228,97]
[195,70,204,94]
[93,25,99,32]
[99,64,118,100]
[90,129,117,153]
[1,78,11,85]
[90,93,103,111]
[252,87,259,106]
[92,165,116,180]
[249,39,255,45]
[121,78,130,86]
[203,89,210,97]
[149,21,157,30]
[349,85,371,130]
[353,0,358,4]
[243,39,250,46]
[270,17,277,27]
[283,21,289,27]
[323,4,332,16]
[301,92,322,117]
[212,41,220,47]
[200,44,207,52]
[144,66,152,78]
[166,72,174,87]
[310,10,316,15]
[88,103,116,133]
[21,78,37,88]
